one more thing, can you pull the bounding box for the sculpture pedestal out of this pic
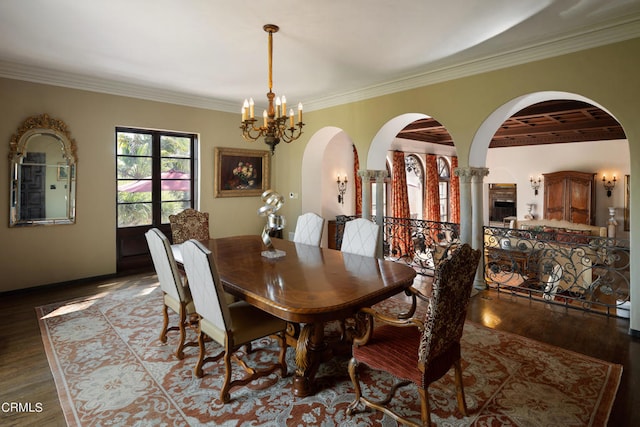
[262,249,286,259]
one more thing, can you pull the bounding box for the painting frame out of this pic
[214,147,270,198]
[624,174,630,232]
[57,162,68,181]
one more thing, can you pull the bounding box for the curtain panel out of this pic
[425,154,441,223]
[391,151,412,257]
[450,156,460,223]
[353,144,362,216]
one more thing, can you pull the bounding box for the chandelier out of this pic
[241,24,304,154]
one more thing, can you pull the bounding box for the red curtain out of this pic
[425,154,441,223]
[391,151,411,257]
[353,144,362,216]
[450,156,460,223]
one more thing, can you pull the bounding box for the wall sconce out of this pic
[602,175,616,197]
[530,176,541,195]
[337,175,348,204]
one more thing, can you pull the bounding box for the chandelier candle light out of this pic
[241,24,304,154]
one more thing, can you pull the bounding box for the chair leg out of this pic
[194,329,207,378]
[453,359,467,416]
[175,303,187,360]
[418,388,433,427]
[159,303,169,343]
[346,357,362,415]
[220,338,233,403]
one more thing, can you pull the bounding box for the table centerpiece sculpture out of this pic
[258,189,286,258]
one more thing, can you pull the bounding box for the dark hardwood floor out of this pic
[0,273,637,426]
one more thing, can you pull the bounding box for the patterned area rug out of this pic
[37,274,621,426]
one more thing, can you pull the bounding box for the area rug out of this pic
[37,274,622,426]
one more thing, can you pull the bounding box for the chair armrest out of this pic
[353,307,424,346]
[398,286,431,319]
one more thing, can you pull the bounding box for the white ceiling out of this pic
[1,0,639,113]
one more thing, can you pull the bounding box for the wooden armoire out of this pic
[543,171,596,225]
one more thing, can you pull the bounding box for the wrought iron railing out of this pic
[483,225,630,317]
[334,215,460,276]
[333,216,631,318]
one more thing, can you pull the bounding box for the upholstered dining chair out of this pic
[340,218,380,257]
[180,239,288,403]
[293,212,325,246]
[543,263,564,301]
[145,228,197,360]
[169,208,210,244]
[346,243,481,427]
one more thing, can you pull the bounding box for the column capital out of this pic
[454,166,472,178]
[472,167,490,177]
[358,169,389,181]
[454,166,489,179]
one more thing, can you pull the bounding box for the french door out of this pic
[116,127,197,272]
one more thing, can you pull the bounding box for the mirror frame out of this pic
[9,114,78,226]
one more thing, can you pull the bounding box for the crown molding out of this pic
[0,61,239,113]
[1,14,639,114]
[305,14,640,111]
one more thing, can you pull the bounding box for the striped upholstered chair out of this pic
[346,243,480,426]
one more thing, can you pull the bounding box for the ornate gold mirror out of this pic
[9,114,77,226]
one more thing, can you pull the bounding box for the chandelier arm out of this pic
[279,124,305,144]
[240,122,267,142]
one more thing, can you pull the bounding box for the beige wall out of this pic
[275,37,640,332]
[1,37,638,332]
[0,79,266,290]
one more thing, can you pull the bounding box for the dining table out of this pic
[174,234,417,397]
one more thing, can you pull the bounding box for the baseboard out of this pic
[630,328,640,338]
[0,272,129,297]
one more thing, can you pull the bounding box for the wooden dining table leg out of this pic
[293,322,326,397]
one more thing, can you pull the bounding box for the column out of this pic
[454,167,473,245]
[358,170,372,220]
[471,167,489,290]
[373,170,389,258]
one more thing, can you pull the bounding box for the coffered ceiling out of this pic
[397,100,627,148]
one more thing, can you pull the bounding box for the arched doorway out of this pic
[471,91,632,318]
[301,126,356,247]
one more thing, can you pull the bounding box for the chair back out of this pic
[181,239,231,333]
[145,228,188,303]
[341,218,380,257]
[293,212,325,246]
[169,208,210,244]
[419,243,480,367]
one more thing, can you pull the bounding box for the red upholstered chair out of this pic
[346,243,481,426]
[169,208,210,244]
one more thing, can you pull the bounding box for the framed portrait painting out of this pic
[57,162,68,181]
[214,147,270,198]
